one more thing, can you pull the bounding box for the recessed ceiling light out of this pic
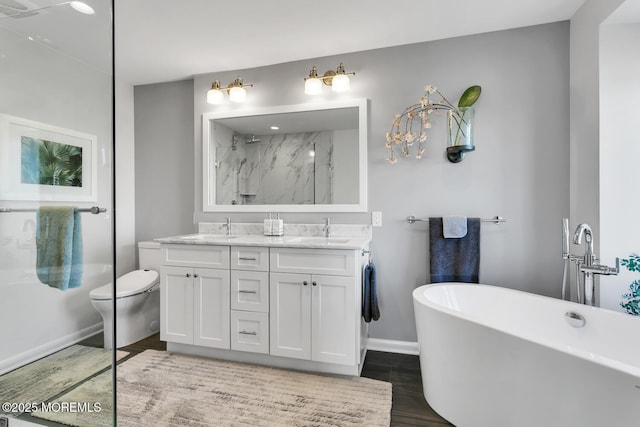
[69,1,95,15]
[270,126,279,130]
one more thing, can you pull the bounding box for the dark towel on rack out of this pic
[36,206,83,291]
[363,262,380,322]
[429,217,480,283]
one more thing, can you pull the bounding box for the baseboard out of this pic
[0,323,103,375]
[366,338,419,355]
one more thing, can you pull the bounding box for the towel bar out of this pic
[407,215,506,225]
[0,206,106,214]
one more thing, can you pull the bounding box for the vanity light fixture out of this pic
[207,76,254,105]
[304,63,355,95]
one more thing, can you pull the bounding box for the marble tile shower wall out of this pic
[214,129,334,205]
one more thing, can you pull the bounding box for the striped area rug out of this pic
[36,349,392,426]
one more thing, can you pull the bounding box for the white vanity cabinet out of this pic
[159,241,367,375]
[269,248,359,366]
[160,245,230,349]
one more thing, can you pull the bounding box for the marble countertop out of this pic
[154,233,371,250]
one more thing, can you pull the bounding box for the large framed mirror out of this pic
[202,99,368,212]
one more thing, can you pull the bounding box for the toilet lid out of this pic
[89,270,159,300]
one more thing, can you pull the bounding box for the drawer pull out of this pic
[312,281,317,286]
[239,330,257,336]
[193,273,199,278]
[303,281,308,286]
[186,273,191,278]
[238,290,257,294]
[239,257,258,261]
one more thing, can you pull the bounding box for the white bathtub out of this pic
[412,283,640,427]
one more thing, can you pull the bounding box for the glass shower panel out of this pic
[0,1,114,426]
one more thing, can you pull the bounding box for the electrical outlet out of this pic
[0,416,8,427]
[372,211,382,227]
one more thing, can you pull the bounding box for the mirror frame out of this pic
[202,98,368,212]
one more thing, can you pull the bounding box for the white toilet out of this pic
[90,241,161,349]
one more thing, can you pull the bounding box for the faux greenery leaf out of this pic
[458,85,481,108]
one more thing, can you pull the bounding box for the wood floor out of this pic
[360,350,453,426]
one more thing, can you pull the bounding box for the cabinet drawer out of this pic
[231,270,269,312]
[270,248,356,276]
[230,246,269,271]
[161,245,229,269]
[230,311,269,354]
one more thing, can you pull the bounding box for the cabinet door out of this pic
[269,272,311,360]
[311,274,357,365]
[160,266,193,344]
[193,268,230,349]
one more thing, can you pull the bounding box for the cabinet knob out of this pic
[186,273,191,278]
[193,273,199,278]
[312,281,317,286]
[303,281,308,286]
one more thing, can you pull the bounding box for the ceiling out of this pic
[115,0,589,86]
[10,0,637,87]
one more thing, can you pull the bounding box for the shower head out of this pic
[245,135,261,144]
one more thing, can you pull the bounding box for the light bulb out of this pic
[229,86,246,103]
[207,88,224,104]
[332,74,350,92]
[69,1,95,15]
[305,77,322,95]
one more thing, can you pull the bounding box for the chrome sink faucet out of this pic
[221,217,231,236]
[567,222,619,306]
[323,217,331,238]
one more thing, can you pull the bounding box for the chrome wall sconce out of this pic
[304,63,355,95]
[207,76,254,104]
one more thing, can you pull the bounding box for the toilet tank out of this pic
[138,241,161,271]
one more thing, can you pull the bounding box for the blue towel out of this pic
[363,262,380,322]
[429,217,480,283]
[36,207,83,291]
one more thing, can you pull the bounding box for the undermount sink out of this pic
[285,236,351,244]
[178,234,239,240]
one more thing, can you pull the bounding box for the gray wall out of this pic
[136,22,570,343]
[134,80,197,245]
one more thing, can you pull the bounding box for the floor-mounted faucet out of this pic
[562,219,619,306]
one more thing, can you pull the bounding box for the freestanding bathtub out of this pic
[412,283,640,427]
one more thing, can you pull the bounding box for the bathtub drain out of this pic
[564,311,586,328]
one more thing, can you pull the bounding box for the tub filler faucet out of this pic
[562,219,619,306]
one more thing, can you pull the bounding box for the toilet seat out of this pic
[89,270,159,301]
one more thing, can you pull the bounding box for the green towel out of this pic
[36,206,83,291]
